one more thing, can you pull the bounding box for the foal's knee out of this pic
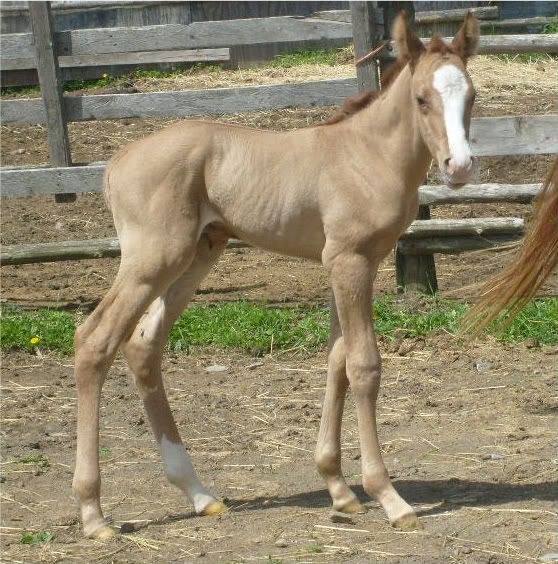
[315,444,340,478]
[123,336,162,398]
[346,356,382,399]
[74,324,113,384]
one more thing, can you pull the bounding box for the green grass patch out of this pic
[1,296,556,356]
[1,307,75,354]
[14,454,50,468]
[19,531,54,545]
[270,49,340,68]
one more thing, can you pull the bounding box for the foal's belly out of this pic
[207,181,326,261]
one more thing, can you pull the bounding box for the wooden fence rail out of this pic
[0,217,527,267]
[2,26,556,66]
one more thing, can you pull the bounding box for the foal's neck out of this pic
[359,66,431,190]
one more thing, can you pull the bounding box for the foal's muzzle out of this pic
[442,156,479,187]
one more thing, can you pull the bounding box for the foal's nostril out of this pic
[443,158,451,171]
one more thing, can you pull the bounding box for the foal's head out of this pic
[394,12,480,186]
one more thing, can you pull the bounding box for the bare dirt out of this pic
[1,338,556,564]
[1,56,557,563]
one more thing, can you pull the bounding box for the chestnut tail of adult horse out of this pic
[463,156,558,335]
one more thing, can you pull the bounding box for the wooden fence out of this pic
[1,1,557,293]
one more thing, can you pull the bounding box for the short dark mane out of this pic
[320,56,409,126]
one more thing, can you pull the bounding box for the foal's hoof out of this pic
[88,525,116,540]
[200,500,227,516]
[391,512,423,531]
[337,499,368,514]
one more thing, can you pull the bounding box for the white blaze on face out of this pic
[432,64,472,169]
[160,434,216,513]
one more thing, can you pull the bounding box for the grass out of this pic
[19,531,54,545]
[270,49,340,68]
[14,454,50,468]
[1,296,556,356]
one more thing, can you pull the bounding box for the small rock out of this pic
[461,547,473,554]
[205,364,228,373]
[246,361,264,370]
[397,340,416,356]
[274,538,288,548]
[329,511,355,524]
[0,476,5,483]
[11,148,26,155]
[120,522,139,534]
[539,554,558,562]
[525,337,540,349]
[475,362,492,372]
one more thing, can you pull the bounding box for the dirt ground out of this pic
[1,55,557,563]
[1,338,556,564]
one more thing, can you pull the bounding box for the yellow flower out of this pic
[102,73,109,79]
[30,337,41,345]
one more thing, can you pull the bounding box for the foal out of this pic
[73,13,480,538]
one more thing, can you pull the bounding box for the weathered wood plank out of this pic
[0,17,353,61]
[0,218,525,266]
[0,78,357,123]
[479,16,557,30]
[0,164,104,197]
[415,6,499,24]
[469,115,557,157]
[351,1,380,93]
[397,234,524,255]
[0,161,546,202]
[28,1,74,203]
[3,82,556,158]
[1,47,231,72]
[309,6,499,24]
[419,183,542,206]
[2,12,556,63]
[400,217,524,238]
[0,237,249,266]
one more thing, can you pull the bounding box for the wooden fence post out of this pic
[350,1,380,92]
[380,2,438,294]
[395,205,438,293]
[28,1,76,203]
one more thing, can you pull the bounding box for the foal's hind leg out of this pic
[73,238,199,539]
[315,293,367,513]
[123,232,227,517]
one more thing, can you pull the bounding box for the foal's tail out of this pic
[462,155,558,336]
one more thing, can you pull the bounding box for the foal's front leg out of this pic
[325,249,421,529]
[315,293,367,513]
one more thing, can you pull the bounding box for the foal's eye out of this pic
[416,96,427,107]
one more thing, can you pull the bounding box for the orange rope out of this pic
[354,41,389,66]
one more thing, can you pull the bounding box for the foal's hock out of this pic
[73,13,480,538]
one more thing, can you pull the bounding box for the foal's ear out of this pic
[452,12,480,63]
[392,11,425,71]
